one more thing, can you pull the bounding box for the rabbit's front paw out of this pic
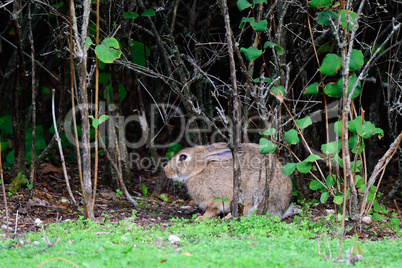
[196,208,219,221]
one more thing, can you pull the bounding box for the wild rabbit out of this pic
[164,143,292,220]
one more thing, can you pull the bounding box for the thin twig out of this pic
[98,136,138,207]
[362,131,402,215]
[0,140,9,238]
[51,89,80,212]
[14,210,19,235]
[92,0,100,210]
[69,0,85,207]
[28,3,37,189]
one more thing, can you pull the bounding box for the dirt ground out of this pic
[1,162,401,241]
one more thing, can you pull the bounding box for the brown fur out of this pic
[164,143,292,219]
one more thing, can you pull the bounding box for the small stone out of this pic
[34,218,43,226]
[361,216,371,223]
[168,235,181,244]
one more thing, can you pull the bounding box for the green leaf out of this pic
[355,175,364,188]
[333,195,344,205]
[253,77,272,83]
[129,40,151,67]
[168,143,183,154]
[239,17,255,28]
[284,129,299,145]
[334,120,342,137]
[317,10,339,26]
[224,198,230,203]
[310,180,324,191]
[309,0,332,9]
[270,86,285,101]
[259,138,277,154]
[372,213,383,221]
[141,184,148,197]
[253,0,267,4]
[142,9,155,17]
[295,116,312,130]
[346,74,362,99]
[0,141,9,152]
[124,12,139,19]
[349,49,364,71]
[320,191,329,203]
[356,121,384,139]
[297,161,312,174]
[349,135,365,154]
[339,10,358,31]
[282,163,297,176]
[351,160,362,172]
[318,44,331,55]
[104,83,127,102]
[263,41,284,55]
[99,115,109,125]
[95,38,122,64]
[215,197,222,202]
[91,119,99,129]
[304,82,319,95]
[389,217,400,229]
[237,0,252,11]
[250,20,268,32]
[304,154,322,162]
[324,75,362,99]
[240,46,262,61]
[324,82,342,98]
[9,172,29,194]
[326,174,335,188]
[42,87,50,94]
[166,143,183,159]
[260,128,276,136]
[165,151,175,160]
[0,115,13,135]
[333,154,343,168]
[321,140,342,156]
[319,53,342,76]
[86,37,93,51]
[99,72,110,84]
[348,116,363,133]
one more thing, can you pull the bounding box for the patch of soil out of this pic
[0,164,203,237]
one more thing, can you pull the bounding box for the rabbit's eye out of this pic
[179,154,187,161]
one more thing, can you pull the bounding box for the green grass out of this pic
[1,214,401,267]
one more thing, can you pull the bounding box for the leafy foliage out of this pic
[95,38,122,64]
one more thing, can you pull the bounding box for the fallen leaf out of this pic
[39,163,63,174]
[182,252,192,256]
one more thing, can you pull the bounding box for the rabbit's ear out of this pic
[203,149,233,162]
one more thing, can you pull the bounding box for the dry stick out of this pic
[338,2,367,259]
[51,89,80,211]
[28,3,37,189]
[0,141,9,237]
[394,200,401,218]
[91,0,100,210]
[69,0,85,207]
[98,136,138,207]
[14,210,18,235]
[39,225,60,254]
[219,0,242,218]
